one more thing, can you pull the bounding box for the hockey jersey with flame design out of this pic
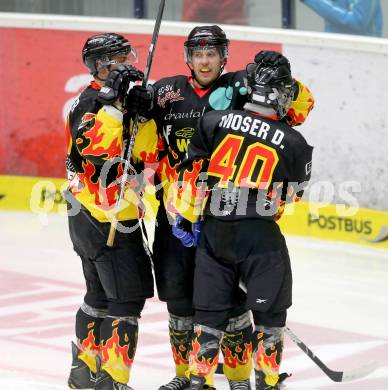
[142,72,314,208]
[174,109,313,223]
[65,81,158,222]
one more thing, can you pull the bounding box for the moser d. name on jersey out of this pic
[219,113,285,148]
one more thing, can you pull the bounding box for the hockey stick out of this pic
[217,280,376,381]
[284,326,376,382]
[215,327,376,381]
[107,0,166,247]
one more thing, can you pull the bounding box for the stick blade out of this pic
[340,361,377,382]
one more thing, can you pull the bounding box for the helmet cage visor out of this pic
[246,62,294,118]
[95,46,138,70]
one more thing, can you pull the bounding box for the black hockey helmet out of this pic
[82,33,137,76]
[246,61,295,118]
[184,25,229,63]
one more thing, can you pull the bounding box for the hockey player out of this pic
[132,25,314,390]
[65,33,157,390]
[172,59,313,390]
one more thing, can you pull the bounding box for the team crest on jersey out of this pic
[175,127,195,139]
[157,88,184,108]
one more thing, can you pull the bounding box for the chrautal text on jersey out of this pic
[164,106,206,121]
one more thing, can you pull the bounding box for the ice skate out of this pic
[68,341,96,389]
[228,378,251,390]
[158,375,190,390]
[94,369,134,390]
[254,370,290,390]
[189,374,216,390]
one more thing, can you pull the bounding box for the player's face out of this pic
[190,48,224,87]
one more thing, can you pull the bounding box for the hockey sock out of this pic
[168,314,194,377]
[187,323,223,387]
[75,303,106,373]
[252,325,284,388]
[99,316,138,384]
[222,312,253,381]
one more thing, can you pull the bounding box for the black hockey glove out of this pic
[254,50,291,72]
[97,65,144,106]
[126,85,154,116]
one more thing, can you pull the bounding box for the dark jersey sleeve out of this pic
[68,94,100,149]
[290,141,313,200]
[68,90,126,167]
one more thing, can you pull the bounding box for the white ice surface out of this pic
[0,211,387,390]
